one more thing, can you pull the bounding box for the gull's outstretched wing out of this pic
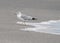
[21,14,33,20]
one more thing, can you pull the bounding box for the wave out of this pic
[17,20,60,35]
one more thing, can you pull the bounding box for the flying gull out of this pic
[15,11,37,25]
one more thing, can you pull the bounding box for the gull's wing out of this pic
[21,14,32,20]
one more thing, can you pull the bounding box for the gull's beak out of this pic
[14,12,17,15]
[14,13,17,15]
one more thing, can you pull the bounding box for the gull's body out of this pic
[16,12,37,21]
[16,11,37,25]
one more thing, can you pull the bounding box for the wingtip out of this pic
[32,18,37,20]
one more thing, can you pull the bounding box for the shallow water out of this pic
[17,20,60,35]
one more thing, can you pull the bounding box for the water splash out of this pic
[17,20,60,35]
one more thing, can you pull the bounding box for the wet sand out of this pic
[0,0,60,43]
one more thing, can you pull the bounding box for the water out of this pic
[17,20,60,35]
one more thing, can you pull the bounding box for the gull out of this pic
[15,11,37,25]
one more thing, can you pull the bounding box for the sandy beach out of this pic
[0,0,60,43]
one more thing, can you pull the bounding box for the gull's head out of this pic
[15,11,22,17]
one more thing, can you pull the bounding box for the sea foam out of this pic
[17,20,60,35]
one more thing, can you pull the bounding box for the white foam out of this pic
[17,20,60,35]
